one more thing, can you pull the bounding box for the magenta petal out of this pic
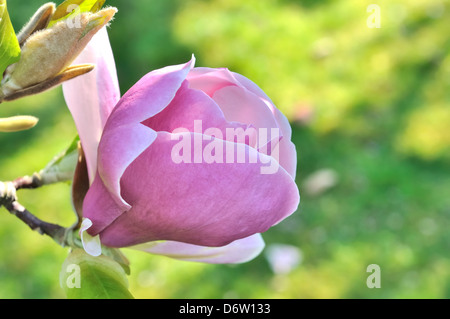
[97,131,300,248]
[277,138,298,180]
[82,173,125,235]
[186,67,239,97]
[79,218,101,257]
[62,27,120,182]
[212,85,279,132]
[271,108,297,179]
[105,58,195,128]
[187,68,296,177]
[142,82,254,145]
[143,81,229,132]
[96,58,195,211]
[212,85,283,162]
[231,71,275,105]
[132,234,265,264]
[97,123,158,210]
[231,73,298,178]
[214,78,297,179]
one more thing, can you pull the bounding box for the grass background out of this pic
[0,0,449,298]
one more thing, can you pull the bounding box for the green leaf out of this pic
[102,246,131,276]
[60,248,134,299]
[48,0,106,28]
[39,135,80,185]
[0,0,21,82]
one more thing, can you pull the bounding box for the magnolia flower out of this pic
[63,28,300,263]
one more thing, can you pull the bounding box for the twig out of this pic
[4,200,67,245]
[0,180,73,247]
[13,173,43,190]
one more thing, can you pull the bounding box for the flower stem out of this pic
[4,200,67,245]
[0,179,73,247]
[13,173,43,190]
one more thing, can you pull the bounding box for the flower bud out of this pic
[0,5,117,101]
[16,2,56,46]
[0,115,39,132]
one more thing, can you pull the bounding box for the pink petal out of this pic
[232,72,298,178]
[94,131,300,247]
[232,72,297,179]
[83,173,125,235]
[97,123,158,211]
[187,68,297,177]
[79,218,102,257]
[105,58,196,128]
[131,234,265,264]
[277,138,298,180]
[186,67,239,97]
[142,82,256,146]
[212,85,279,133]
[231,71,275,105]
[62,27,121,183]
[96,58,195,212]
[212,85,285,165]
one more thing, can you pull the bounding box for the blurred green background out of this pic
[1,0,449,298]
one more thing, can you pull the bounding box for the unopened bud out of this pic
[0,6,117,101]
[2,64,94,102]
[0,115,39,132]
[16,2,56,46]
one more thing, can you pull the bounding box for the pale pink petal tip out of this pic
[131,234,265,264]
[79,218,102,257]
